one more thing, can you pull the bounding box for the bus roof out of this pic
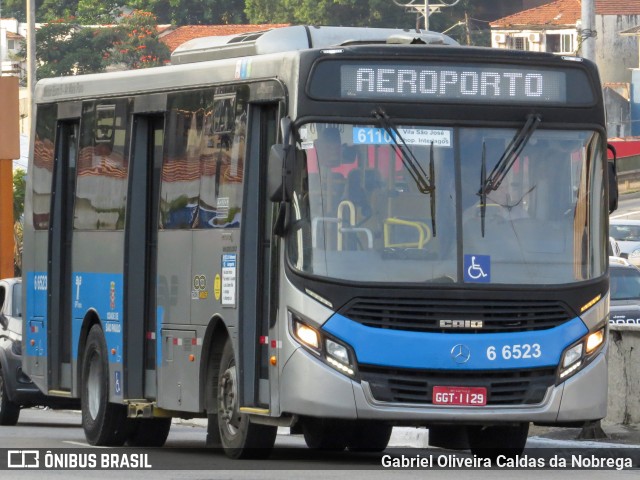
[170,25,458,65]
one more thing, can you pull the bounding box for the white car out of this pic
[610,261,640,326]
[0,278,78,425]
[610,219,640,266]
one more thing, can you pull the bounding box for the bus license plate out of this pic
[432,386,487,406]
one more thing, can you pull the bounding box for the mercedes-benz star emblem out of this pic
[450,344,471,364]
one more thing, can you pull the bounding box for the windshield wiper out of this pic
[477,114,541,237]
[372,107,437,236]
[479,114,541,197]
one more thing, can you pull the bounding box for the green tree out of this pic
[109,11,171,69]
[31,19,119,79]
[12,169,26,223]
[76,0,121,23]
[13,168,26,276]
[38,0,82,21]
[245,0,412,28]
[28,12,169,79]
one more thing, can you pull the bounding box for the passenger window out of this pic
[32,104,57,230]
[74,100,131,230]
[206,89,248,228]
[160,90,211,229]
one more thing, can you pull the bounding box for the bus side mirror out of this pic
[608,143,618,214]
[0,312,7,330]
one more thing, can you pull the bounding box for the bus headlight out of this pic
[586,329,605,353]
[562,343,582,369]
[558,327,605,381]
[294,322,320,350]
[289,311,357,378]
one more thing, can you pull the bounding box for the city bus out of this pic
[23,25,617,458]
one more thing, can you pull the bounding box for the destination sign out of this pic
[340,64,567,104]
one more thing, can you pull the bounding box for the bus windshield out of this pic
[288,122,606,285]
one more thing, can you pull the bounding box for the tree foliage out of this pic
[244,0,411,27]
[33,20,120,79]
[5,0,495,30]
[13,168,26,276]
[109,11,171,69]
[30,12,170,80]
[12,169,26,224]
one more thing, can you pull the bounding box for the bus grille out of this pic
[340,298,574,333]
[359,365,556,406]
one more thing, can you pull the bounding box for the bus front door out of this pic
[48,116,79,395]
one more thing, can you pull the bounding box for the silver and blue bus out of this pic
[23,26,616,458]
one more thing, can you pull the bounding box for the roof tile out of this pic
[491,0,640,28]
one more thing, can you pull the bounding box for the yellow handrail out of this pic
[337,200,356,251]
[384,217,432,249]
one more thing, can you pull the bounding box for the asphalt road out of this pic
[0,409,638,479]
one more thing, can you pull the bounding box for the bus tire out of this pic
[127,418,172,447]
[0,368,20,426]
[467,423,529,460]
[302,418,349,451]
[346,421,392,452]
[217,339,277,459]
[81,325,130,446]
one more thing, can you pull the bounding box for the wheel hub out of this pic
[219,367,242,434]
[87,352,102,420]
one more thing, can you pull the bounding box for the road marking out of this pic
[611,210,640,219]
[63,441,109,448]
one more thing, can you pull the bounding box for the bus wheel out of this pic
[347,422,393,452]
[302,418,349,451]
[81,325,130,446]
[217,339,277,459]
[127,418,172,447]
[467,423,529,460]
[0,368,20,426]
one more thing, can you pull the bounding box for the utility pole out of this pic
[580,0,596,62]
[393,0,460,32]
[27,0,36,127]
[424,0,430,30]
[464,12,471,46]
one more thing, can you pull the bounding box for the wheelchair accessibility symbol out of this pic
[114,371,122,395]
[464,255,490,283]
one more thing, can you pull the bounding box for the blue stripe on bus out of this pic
[25,271,48,357]
[70,272,123,364]
[322,313,588,370]
[157,306,164,367]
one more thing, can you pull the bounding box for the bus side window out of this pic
[208,89,248,228]
[74,100,130,231]
[160,90,208,230]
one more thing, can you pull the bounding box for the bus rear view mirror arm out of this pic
[268,146,291,237]
[268,116,294,203]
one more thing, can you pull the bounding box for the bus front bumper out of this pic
[279,346,607,424]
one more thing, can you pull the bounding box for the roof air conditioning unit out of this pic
[494,33,507,44]
[529,33,541,43]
